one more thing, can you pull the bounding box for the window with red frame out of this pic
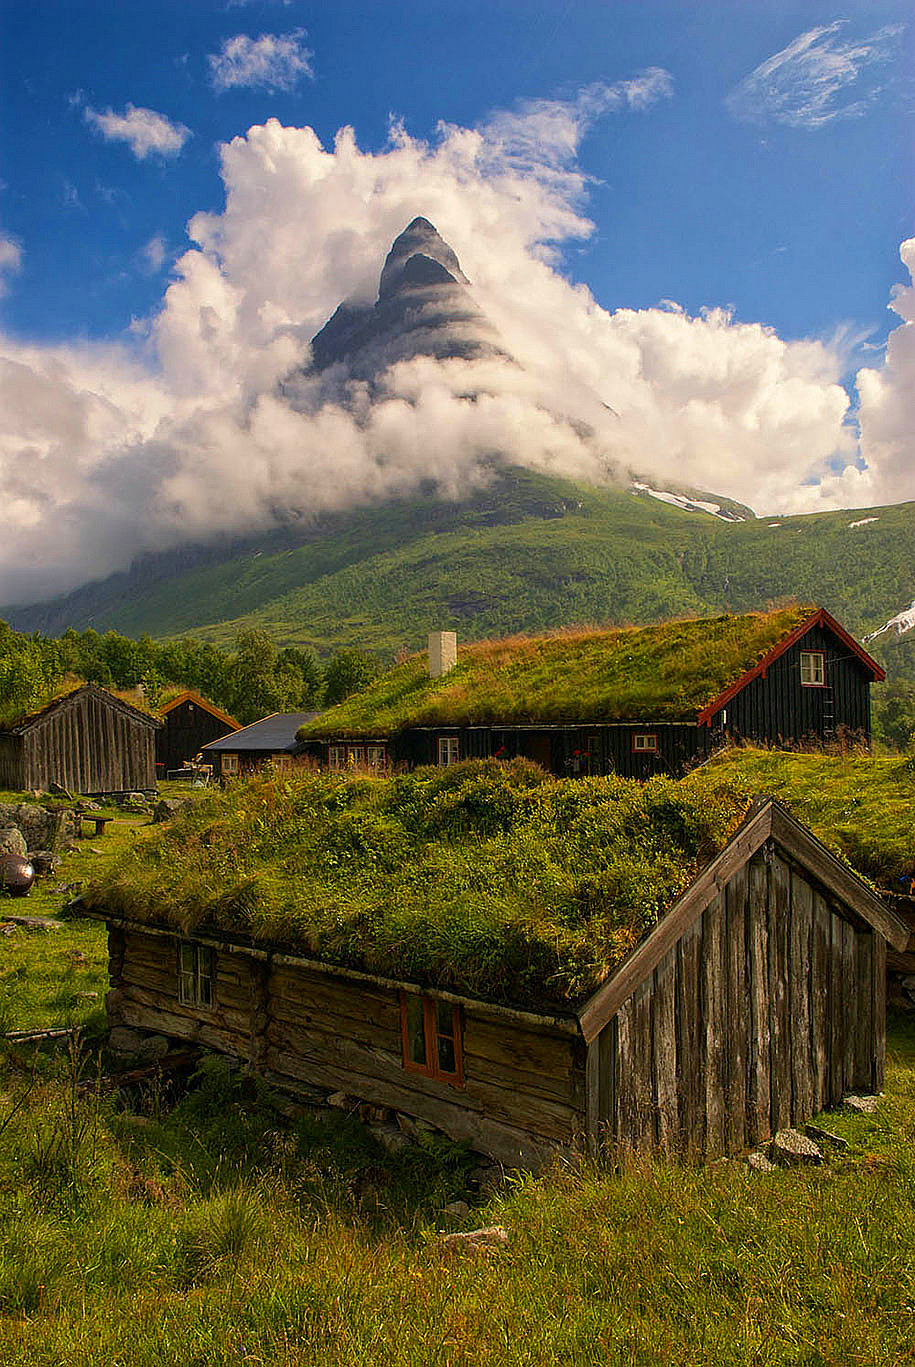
[400,991,464,1085]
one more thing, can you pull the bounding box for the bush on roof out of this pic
[83,760,747,1007]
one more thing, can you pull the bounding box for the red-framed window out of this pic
[632,733,658,753]
[799,651,826,687]
[400,991,464,1086]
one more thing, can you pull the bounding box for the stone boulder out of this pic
[153,797,193,823]
[0,826,27,858]
[0,802,78,852]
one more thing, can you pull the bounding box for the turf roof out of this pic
[298,606,813,739]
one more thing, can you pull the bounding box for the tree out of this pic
[322,648,383,707]
[873,680,915,752]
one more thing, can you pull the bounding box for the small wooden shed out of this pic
[92,799,907,1167]
[156,691,240,778]
[0,684,160,795]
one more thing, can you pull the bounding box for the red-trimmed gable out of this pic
[697,608,885,726]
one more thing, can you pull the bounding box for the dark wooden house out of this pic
[156,691,240,779]
[90,799,907,1168]
[201,711,320,780]
[0,684,160,795]
[298,608,884,778]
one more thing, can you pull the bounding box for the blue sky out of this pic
[1,0,910,345]
[0,1,912,600]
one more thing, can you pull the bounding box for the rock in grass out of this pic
[804,1123,849,1151]
[2,914,61,932]
[437,1225,508,1253]
[746,1150,777,1173]
[370,1122,413,1154]
[326,1091,355,1110]
[770,1128,823,1165]
[443,1200,471,1217]
[843,1094,882,1114]
[0,827,27,857]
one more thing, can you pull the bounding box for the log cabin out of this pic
[298,607,884,778]
[156,691,240,779]
[0,683,160,795]
[81,771,908,1168]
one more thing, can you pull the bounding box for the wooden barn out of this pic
[0,683,160,796]
[85,792,907,1168]
[297,607,884,778]
[200,711,321,779]
[156,691,240,779]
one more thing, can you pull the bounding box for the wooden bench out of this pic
[80,816,111,838]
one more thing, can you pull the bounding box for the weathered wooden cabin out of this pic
[91,799,907,1167]
[0,684,160,795]
[298,608,884,778]
[201,711,320,780]
[156,691,240,779]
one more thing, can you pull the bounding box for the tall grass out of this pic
[0,1019,913,1365]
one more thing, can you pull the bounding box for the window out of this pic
[366,745,386,771]
[221,753,239,776]
[400,992,463,1085]
[437,736,460,766]
[178,942,214,1008]
[346,746,364,767]
[800,651,826,687]
[328,745,346,771]
[632,733,658,753]
[270,753,294,771]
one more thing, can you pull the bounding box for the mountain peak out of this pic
[378,217,469,301]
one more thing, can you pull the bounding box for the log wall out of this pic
[112,927,585,1168]
[591,847,886,1159]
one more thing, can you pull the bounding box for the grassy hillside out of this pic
[7,469,915,668]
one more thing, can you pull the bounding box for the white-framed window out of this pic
[270,753,293,771]
[366,745,386,771]
[346,746,364,767]
[328,745,346,771]
[437,736,460,766]
[221,753,239,776]
[178,941,214,1008]
[632,733,658,753]
[800,651,826,687]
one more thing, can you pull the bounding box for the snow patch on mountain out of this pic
[631,482,746,522]
[863,599,915,643]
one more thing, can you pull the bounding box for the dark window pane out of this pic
[437,1033,456,1075]
[406,995,427,1065]
[436,1000,453,1039]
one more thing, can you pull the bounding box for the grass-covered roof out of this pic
[298,606,812,739]
[83,760,749,1008]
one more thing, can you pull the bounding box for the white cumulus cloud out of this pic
[726,20,904,128]
[208,30,314,92]
[82,102,191,159]
[0,87,911,604]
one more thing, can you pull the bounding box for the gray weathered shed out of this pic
[93,799,907,1167]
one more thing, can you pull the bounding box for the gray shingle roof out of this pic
[201,712,320,753]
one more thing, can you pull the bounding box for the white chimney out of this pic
[428,631,457,679]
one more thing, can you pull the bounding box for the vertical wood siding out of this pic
[594,847,884,1158]
[157,702,235,774]
[12,689,157,793]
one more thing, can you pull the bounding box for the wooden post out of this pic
[248,958,270,1071]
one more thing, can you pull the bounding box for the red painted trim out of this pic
[160,690,241,730]
[400,990,464,1087]
[697,608,885,725]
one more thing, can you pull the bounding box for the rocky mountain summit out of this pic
[305,217,509,380]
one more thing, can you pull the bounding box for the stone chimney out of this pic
[428,631,457,679]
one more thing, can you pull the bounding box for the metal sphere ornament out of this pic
[0,853,35,897]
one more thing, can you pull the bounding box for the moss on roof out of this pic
[82,760,749,1008]
[299,606,813,739]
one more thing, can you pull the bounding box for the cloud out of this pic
[208,30,314,92]
[140,235,168,273]
[726,20,904,128]
[82,102,190,159]
[0,236,22,297]
[0,87,910,603]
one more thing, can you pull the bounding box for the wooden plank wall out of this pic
[23,691,157,793]
[113,929,586,1168]
[595,846,884,1158]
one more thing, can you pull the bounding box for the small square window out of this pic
[632,733,658,753]
[178,942,214,1008]
[222,753,239,776]
[400,991,463,1085]
[437,736,460,766]
[800,651,826,686]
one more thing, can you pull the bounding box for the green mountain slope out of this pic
[7,470,915,673]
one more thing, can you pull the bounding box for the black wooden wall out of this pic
[157,701,236,775]
[15,689,158,794]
